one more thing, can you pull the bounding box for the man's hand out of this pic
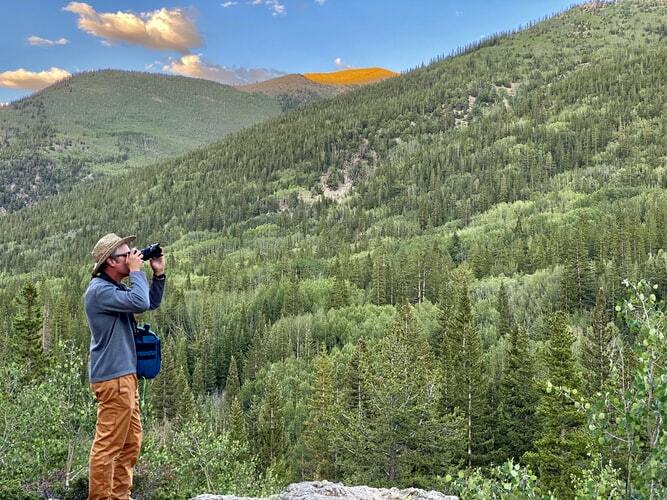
[128,248,144,273]
[150,254,165,276]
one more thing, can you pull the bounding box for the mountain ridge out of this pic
[303,67,398,85]
[0,69,282,211]
[0,0,663,277]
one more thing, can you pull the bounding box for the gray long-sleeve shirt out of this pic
[84,271,165,383]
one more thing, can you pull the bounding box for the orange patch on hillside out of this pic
[304,67,398,86]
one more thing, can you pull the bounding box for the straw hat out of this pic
[91,233,136,276]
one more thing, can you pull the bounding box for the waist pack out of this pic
[134,323,161,379]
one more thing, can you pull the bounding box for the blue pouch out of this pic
[134,323,161,379]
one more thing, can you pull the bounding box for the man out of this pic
[84,233,166,500]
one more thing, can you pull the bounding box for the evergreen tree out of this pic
[449,232,464,265]
[336,339,373,481]
[582,288,614,395]
[344,339,367,419]
[303,348,339,480]
[560,225,596,312]
[256,375,288,472]
[496,282,513,339]
[371,251,387,305]
[495,325,538,463]
[151,340,194,425]
[224,355,241,406]
[441,283,488,466]
[524,313,588,498]
[191,328,217,396]
[13,283,46,381]
[349,304,463,483]
[282,276,303,317]
[228,397,251,461]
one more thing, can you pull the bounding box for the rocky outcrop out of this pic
[192,480,458,500]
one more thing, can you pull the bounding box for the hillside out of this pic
[1,0,666,497]
[304,67,398,85]
[239,74,344,111]
[0,0,663,275]
[238,70,396,111]
[0,70,281,211]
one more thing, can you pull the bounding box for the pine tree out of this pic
[345,339,367,419]
[228,397,251,461]
[256,375,288,472]
[191,328,217,396]
[496,282,513,339]
[224,355,241,406]
[13,283,45,381]
[582,288,614,395]
[438,274,459,411]
[349,304,464,483]
[337,339,371,481]
[560,225,596,312]
[328,275,349,310]
[495,325,538,463]
[449,231,464,265]
[282,276,303,317]
[303,348,339,480]
[441,283,487,466]
[524,313,588,498]
[151,340,194,425]
[371,251,387,305]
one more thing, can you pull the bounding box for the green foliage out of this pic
[582,287,615,395]
[255,375,290,475]
[339,304,465,484]
[524,313,588,498]
[495,282,513,339]
[0,342,95,498]
[589,280,667,498]
[572,455,624,500]
[302,348,339,480]
[448,460,544,499]
[224,355,241,406]
[441,281,488,466]
[138,417,271,499]
[151,334,194,426]
[495,325,539,464]
[12,282,45,381]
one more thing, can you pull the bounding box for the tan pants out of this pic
[89,373,142,500]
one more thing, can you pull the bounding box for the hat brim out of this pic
[91,235,136,276]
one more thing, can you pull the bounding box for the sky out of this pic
[0,0,581,103]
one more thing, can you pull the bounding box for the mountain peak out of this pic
[303,67,398,86]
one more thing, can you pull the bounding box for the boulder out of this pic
[191,480,458,500]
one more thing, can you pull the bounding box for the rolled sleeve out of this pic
[95,271,150,313]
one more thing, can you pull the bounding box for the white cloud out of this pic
[315,0,326,4]
[248,0,286,16]
[145,60,162,70]
[162,54,286,85]
[0,67,71,90]
[455,10,463,17]
[28,36,69,47]
[221,1,239,6]
[63,2,202,53]
[334,57,351,69]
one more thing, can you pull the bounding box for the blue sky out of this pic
[0,1,580,103]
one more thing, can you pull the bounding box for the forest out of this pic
[0,0,666,498]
